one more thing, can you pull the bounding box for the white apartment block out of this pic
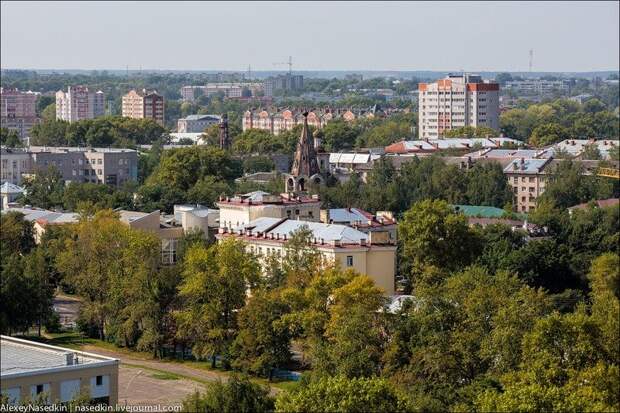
[418,74,500,138]
[55,86,105,122]
[504,79,570,94]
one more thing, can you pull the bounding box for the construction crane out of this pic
[273,56,293,74]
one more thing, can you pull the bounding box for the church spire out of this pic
[219,113,229,150]
[291,112,320,177]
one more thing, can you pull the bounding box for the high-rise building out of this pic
[0,87,39,138]
[264,74,304,97]
[418,74,500,138]
[55,86,105,122]
[121,89,164,126]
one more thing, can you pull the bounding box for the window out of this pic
[529,177,535,183]
[161,239,178,265]
[295,209,300,215]
[98,159,102,165]
[96,376,103,386]
[36,385,44,395]
[97,169,102,175]
[346,256,353,267]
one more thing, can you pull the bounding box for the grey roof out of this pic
[1,336,117,378]
[234,217,369,244]
[0,182,25,194]
[328,208,371,224]
[503,158,551,174]
[242,190,272,202]
[182,114,221,121]
[2,207,78,224]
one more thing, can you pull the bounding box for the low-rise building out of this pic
[1,335,119,406]
[1,147,32,185]
[0,182,25,209]
[177,114,221,133]
[217,217,397,295]
[504,79,570,94]
[504,158,554,213]
[552,139,618,160]
[27,147,138,186]
[216,191,321,229]
[385,137,521,155]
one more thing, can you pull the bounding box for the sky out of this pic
[1,1,618,72]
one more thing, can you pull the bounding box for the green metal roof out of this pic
[452,205,506,218]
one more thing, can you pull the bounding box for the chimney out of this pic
[65,353,76,366]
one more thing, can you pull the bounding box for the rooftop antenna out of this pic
[529,49,533,73]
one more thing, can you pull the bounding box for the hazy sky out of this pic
[1,1,618,72]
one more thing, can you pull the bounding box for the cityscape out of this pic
[1,1,619,412]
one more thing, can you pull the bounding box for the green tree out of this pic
[231,291,292,379]
[186,176,231,207]
[183,375,274,413]
[465,162,513,207]
[20,166,65,209]
[399,199,481,284]
[0,211,35,264]
[242,156,276,174]
[529,123,569,146]
[0,128,23,147]
[175,239,260,367]
[275,376,412,413]
[444,126,498,138]
[321,120,359,151]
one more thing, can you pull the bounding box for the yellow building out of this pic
[1,336,119,406]
[216,217,397,295]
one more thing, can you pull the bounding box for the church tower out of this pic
[219,113,230,150]
[285,112,324,193]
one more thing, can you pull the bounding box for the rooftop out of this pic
[327,208,396,227]
[217,191,321,206]
[28,146,137,154]
[181,114,221,121]
[227,217,373,245]
[452,204,506,218]
[0,182,25,195]
[385,137,522,154]
[1,335,118,379]
[2,207,79,225]
[503,158,552,174]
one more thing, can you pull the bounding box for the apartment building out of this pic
[264,74,304,97]
[216,217,397,295]
[0,87,39,138]
[55,86,105,122]
[28,147,138,186]
[384,137,521,155]
[0,148,32,185]
[504,79,570,94]
[177,114,221,133]
[418,74,500,138]
[180,83,264,102]
[216,191,321,230]
[1,336,119,406]
[121,89,164,126]
[504,158,554,213]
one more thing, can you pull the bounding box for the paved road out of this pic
[53,294,81,327]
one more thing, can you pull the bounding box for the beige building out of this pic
[216,191,321,230]
[321,208,397,241]
[216,217,397,295]
[418,74,500,138]
[1,335,119,406]
[504,158,553,213]
[122,89,164,126]
[56,86,105,122]
[1,87,39,138]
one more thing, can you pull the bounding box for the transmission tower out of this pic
[529,49,534,73]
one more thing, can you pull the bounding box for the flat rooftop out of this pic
[1,335,118,378]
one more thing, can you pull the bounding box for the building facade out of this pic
[0,148,32,185]
[418,74,500,138]
[217,191,321,230]
[1,87,39,138]
[180,83,264,102]
[1,335,119,406]
[264,74,304,97]
[121,89,164,126]
[177,114,221,133]
[27,147,138,186]
[56,86,105,122]
[504,79,570,94]
[504,158,553,213]
[216,217,397,295]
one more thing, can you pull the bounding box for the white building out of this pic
[0,147,31,185]
[56,86,105,122]
[418,74,500,138]
[216,191,321,230]
[504,79,570,94]
[177,114,221,133]
[0,335,119,406]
